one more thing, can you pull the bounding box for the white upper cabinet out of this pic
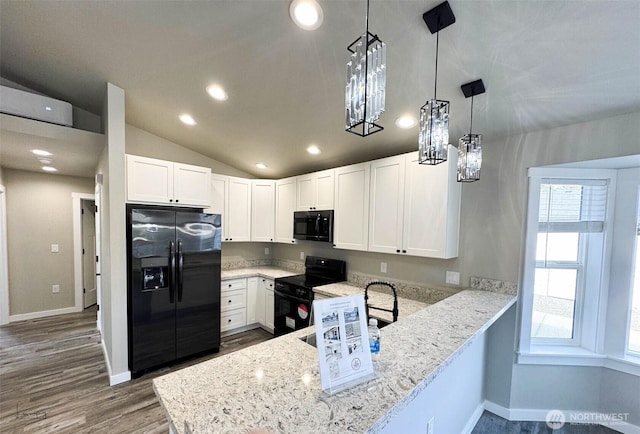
[368,155,406,254]
[296,169,334,211]
[126,154,211,207]
[402,148,461,258]
[204,174,229,238]
[334,162,370,251]
[226,177,252,242]
[251,180,275,242]
[275,177,297,244]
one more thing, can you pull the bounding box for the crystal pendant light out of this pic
[345,0,386,137]
[458,79,485,182]
[419,1,455,165]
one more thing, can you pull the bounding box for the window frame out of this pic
[517,168,618,363]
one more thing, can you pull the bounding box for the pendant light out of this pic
[345,0,386,137]
[419,1,455,165]
[458,79,485,182]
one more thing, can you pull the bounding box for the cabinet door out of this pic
[402,149,460,258]
[296,174,316,211]
[265,289,274,331]
[246,277,259,325]
[126,155,173,204]
[315,169,335,210]
[204,174,228,239]
[256,278,267,326]
[251,180,275,242]
[334,162,370,251]
[226,177,252,242]
[173,163,211,207]
[369,155,405,254]
[275,177,297,244]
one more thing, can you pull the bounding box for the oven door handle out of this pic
[274,288,312,304]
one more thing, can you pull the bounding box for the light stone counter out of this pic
[220,267,298,280]
[314,282,429,324]
[153,290,516,434]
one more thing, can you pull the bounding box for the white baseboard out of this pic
[483,400,640,434]
[100,340,131,386]
[462,402,487,434]
[9,306,81,322]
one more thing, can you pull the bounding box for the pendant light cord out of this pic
[365,0,370,36]
[434,29,439,99]
[469,95,474,135]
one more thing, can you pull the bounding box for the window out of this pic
[628,189,640,355]
[530,180,607,345]
[518,164,640,375]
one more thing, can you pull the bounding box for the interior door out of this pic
[129,207,177,373]
[175,211,221,359]
[82,200,97,308]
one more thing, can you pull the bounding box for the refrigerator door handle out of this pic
[177,240,184,302]
[169,241,176,303]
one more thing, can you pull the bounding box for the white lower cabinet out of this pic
[246,277,259,325]
[265,287,274,331]
[221,278,247,333]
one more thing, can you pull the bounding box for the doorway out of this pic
[81,199,97,308]
[0,185,8,325]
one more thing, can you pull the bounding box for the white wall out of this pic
[484,304,517,409]
[99,83,129,384]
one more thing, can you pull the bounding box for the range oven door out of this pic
[273,285,313,337]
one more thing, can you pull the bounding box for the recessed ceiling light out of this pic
[206,84,228,101]
[179,114,197,126]
[395,115,418,129]
[32,149,52,156]
[42,166,58,172]
[38,157,53,165]
[290,0,323,31]
[255,163,267,170]
[306,145,321,155]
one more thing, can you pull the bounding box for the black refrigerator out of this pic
[127,205,221,377]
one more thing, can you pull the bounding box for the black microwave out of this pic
[293,210,334,243]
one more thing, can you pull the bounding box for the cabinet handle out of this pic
[228,300,232,303]
[402,250,407,253]
[396,249,400,253]
[291,240,295,243]
[176,199,179,203]
[169,199,173,202]
[228,284,232,287]
[228,319,232,323]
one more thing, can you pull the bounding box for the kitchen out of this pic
[1,1,639,433]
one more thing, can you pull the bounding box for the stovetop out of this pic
[275,273,341,290]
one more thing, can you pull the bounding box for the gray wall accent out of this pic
[125,124,252,178]
[600,368,640,426]
[484,304,517,408]
[4,169,93,315]
[510,364,603,411]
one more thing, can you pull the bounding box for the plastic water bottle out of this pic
[368,318,381,357]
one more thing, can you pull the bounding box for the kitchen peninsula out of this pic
[153,281,516,434]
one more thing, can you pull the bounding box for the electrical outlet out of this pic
[52,284,60,293]
[264,247,270,255]
[445,271,460,285]
[426,416,434,434]
[51,244,59,253]
[380,262,387,273]
[300,251,305,260]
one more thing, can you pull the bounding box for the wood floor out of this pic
[0,307,273,433]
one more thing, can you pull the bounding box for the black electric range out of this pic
[273,256,346,336]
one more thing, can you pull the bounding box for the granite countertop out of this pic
[153,290,516,434]
[220,267,298,280]
[314,282,429,324]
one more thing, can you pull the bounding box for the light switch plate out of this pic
[52,284,60,293]
[264,247,270,255]
[51,244,59,253]
[446,271,460,285]
[300,251,305,260]
[380,262,387,273]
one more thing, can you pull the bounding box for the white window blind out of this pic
[538,179,608,233]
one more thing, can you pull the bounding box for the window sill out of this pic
[517,350,640,376]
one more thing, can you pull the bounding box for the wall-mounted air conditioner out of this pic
[0,85,73,127]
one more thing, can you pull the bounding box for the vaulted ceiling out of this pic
[1,0,639,178]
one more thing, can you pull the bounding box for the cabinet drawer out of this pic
[221,278,247,292]
[221,289,246,312]
[221,309,246,332]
